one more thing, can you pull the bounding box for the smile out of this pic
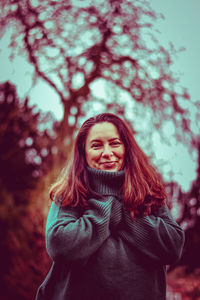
[100,161,118,166]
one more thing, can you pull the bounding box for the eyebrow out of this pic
[90,138,121,144]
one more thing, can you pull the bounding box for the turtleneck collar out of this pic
[87,166,125,197]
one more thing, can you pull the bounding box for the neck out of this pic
[87,166,125,197]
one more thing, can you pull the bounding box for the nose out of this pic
[102,145,113,157]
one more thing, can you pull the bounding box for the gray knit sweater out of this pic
[36,167,185,300]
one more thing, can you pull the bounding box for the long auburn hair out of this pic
[50,113,167,218]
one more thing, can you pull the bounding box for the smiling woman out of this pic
[36,113,185,300]
[85,122,125,172]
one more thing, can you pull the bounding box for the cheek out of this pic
[117,147,125,158]
[87,150,100,162]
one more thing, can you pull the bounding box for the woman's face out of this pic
[85,122,125,172]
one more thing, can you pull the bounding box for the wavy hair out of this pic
[50,113,167,218]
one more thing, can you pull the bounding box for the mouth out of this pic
[100,161,118,167]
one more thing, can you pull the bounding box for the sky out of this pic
[151,0,200,103]
[0,0,199,191]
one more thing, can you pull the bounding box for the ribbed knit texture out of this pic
[87,166,125,196]
[36,168,185,300]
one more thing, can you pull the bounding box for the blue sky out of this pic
[151,0,200,103]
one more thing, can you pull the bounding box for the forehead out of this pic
[86,122,120,141]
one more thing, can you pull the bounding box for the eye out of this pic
[91,143,101,148]
[110,141,121,146]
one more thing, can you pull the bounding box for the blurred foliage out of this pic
[179,139,200,274]
[0,0,199,299]
[0,82,55,190]
[167,266,200,299]
[0,81,53,300]
[166,138,200,274]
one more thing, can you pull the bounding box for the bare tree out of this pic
[0,0,195,165]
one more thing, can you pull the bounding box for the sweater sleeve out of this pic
[118,205,185,265]
[46,197,114,262]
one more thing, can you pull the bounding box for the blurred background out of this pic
[0,0,199,299]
